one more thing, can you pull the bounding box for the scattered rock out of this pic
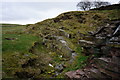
[65,20,120,79]
[55,64,64,72]
[5,38,17,40]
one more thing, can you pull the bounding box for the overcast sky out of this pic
[0,0,119,24]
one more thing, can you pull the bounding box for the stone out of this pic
[113,25,120,36]
[76,70,85,75]
[65,71,76,78]
[65,20,120,79]
[79,40,94,45]
[109,37,120,42]
[60,40,67,45]
[49,64,54,67]
[55,64,64,71]
[71,52,77,59]
[5,37,17,40]
[24,54,29,57]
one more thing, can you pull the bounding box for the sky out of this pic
[0,0,119,25]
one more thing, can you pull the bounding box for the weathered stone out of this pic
[65,71,76,78]
[65,20,120,79]
[55,64,64,71]
[99,68,120,78]
[79,40,94,45]
[76,70,85,75]
[88,68,107,78]
[113,25,120,36]
[109,37,120,42]
[71,52,77,59]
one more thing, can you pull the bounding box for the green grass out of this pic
[2,24,42,78]
[2,34,39,54]
[62,46,88,73]
[2,24,53,78]
[2,25,26,34]
[2,24,39,54]
[71,46,88,70]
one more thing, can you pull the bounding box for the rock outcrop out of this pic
[65,20,120,79]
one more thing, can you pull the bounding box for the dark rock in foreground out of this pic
[65,20,120,79]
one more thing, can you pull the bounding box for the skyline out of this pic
[0,0,120,25]
[1,2,77,24]
[1,0,120,3]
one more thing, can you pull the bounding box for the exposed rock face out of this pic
[65,20,120,79]
[42,29,78,59]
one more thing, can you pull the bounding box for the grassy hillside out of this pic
[2,6,120,78]
[2,24,40,78]
[26,9,120,45]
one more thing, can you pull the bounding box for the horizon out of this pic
[0,0,120,25]
[1,2,77,25]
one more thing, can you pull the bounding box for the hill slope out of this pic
[2,4,120,79]
[25,9,120,78]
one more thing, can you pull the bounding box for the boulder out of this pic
[55,64,64,72]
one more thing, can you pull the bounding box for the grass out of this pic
[62,46,88,72]
[2,8,120,78]
[2,24,41,78]
[2,24,54,78]
[2,52,38,78]
[69,46,88,70]
[89,10,120,20]
[27,10,120,37]
[2,34,39,54]
[2,25,26,34]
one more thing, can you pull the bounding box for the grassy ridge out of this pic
[2,8,120,78]
[27,10,120,37]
